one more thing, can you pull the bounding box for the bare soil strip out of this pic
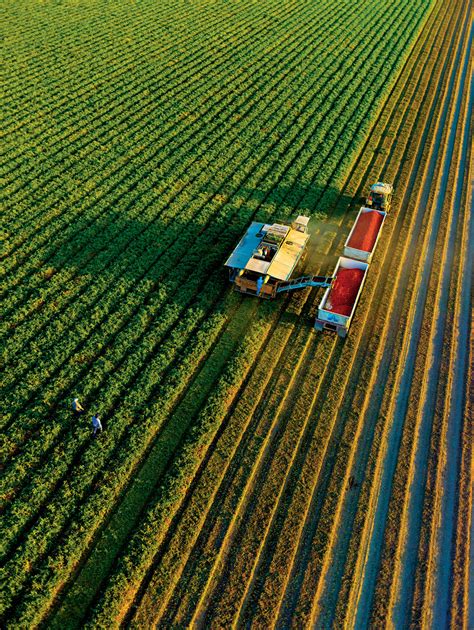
[332,5,472,626]
[420,41,473,628]
[387,19,472,627]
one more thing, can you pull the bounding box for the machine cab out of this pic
[291,215,310,233]
[366,182,393,211]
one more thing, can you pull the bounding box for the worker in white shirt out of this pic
[92,413,103,437]
[72,398,85,415]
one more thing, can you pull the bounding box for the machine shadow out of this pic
[44,180,355,317]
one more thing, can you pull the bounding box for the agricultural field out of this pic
[1,0,472,627]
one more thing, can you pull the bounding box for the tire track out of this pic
[421,82,473,629]
[386,17,472,626]
[335,6,472,627]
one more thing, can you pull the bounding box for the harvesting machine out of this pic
[225,179,393,337]
[224,216,333,299]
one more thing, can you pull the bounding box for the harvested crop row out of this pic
[390,33,470,619]
[2,0,452,626]
[409,45,472,628]
[450,308,473,628]
[125,298,335,628]
[90,7,440,628]
[371,12,472,628]
[336,8,470,628]
[230,3,459,623]
[192,339,336,626]
[326,0,466,616]
[129,150,364,630]
[336,4,472,628]
[448,97,473,630]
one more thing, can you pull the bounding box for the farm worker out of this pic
[92,413,103,437]
[72,398,85,415]
[256,276,263,295]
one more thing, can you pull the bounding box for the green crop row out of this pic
[2,0,344,323]
[2,0,300,209]
[4,0,271,142]
[0,0,366,528]
[1,1,344,379]
[2,0,435,625]
[1,0,331,252]
[0,0,388,508]
[83,0,432,624]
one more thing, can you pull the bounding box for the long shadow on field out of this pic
[9,180,352,628]
[11,180,352,430]
[43,180,354,299]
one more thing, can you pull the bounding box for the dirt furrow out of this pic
[316,2,471,626]
[386,18,473,626]
[420,54,473,628]
[272,1,464,625]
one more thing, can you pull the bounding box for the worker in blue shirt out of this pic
[92,413,103,437]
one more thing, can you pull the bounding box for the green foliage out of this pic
[1,0,433,625]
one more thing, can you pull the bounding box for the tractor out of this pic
[366,182,393,212]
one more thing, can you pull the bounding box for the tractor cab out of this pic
[291,215,310,233]
[366,182,393,211]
